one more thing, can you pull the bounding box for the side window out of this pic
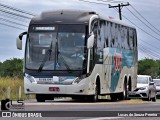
[91,20,98,36]
[90,20,99,70]
[91,19,98,48]
[121,26,129,49]
[133,29,137,50]
[115,24,121,48]
[110,23,115,48]
[149,77,153,82]
[90,48,94,71]
[129,28,134,50]
[104,21,112,47]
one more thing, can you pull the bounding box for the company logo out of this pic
[1,99,24,110]
[59,77,67,81]
[2,112,11,117]
[113,52,122,74]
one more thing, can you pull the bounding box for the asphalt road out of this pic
[1,98,160,120]
[24,98,160,111]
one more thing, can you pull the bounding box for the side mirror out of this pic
[87,34,94,49]
[16,32,27,50]
[149,82,154,85]
[16,37,22,50]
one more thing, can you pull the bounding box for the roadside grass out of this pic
[0,77,35,100]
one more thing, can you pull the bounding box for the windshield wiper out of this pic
[38,41,53,72]
[58,51,72,72]
[56,42,72,73]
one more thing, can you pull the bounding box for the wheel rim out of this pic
[123,83,127,99]
[94,84,98,101]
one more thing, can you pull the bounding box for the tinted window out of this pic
[137,77,148,84]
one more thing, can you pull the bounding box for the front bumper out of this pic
[128,89,149,98]
[156,91,160,96]
[24,77,93,96]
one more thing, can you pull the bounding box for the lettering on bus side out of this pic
[113,52,122,74]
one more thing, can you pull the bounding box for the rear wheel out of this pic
[110,94,118,101]
[118,82,128,100]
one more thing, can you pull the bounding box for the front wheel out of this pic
[89,84,98,102]
[36,94,45,102]
[36,94,54,102]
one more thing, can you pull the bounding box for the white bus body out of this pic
[17,10,137,102]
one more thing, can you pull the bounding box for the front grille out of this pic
[140,93,147,97]
[37,81,72,85]
[129,94,141,97]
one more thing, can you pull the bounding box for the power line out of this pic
[113,8,160,42]
[0,12,30,23]
[0,17,28,27]
[139,47,159,59]
[139,43,160,56]
[139,48,155,59]
[79,0,110,5]
[97,0,126,3]
[0,22,26,30]
[109,3,129,20]
[0,3,35,16]
[0,8,32,19]
[97,0,114,2]
[139,44,160,59]
[139,39,160,51]
[130,4,160,34]
[126,6,160,37]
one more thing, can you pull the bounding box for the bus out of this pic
[16,10,138,102]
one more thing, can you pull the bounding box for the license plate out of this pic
[49,87,60,92]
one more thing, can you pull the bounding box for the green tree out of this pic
[0,58,23,78]
[138,59,160,78]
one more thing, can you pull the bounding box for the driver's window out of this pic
[89,20,99,72]
[149,77,153,82]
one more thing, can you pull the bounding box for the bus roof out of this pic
[30,9,95,25]
[30,9,135,29]
[99,14,136,29]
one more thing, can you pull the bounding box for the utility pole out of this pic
[109,2,130,20]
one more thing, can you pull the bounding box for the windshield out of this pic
[137,76,148,84]
[153,80,160,85]
[25,25,87,71]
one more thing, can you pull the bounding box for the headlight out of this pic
[139,87,147,90]
[25,74,36,83]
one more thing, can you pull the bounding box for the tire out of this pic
[118,82,127,100]
[126,83,131,100]
[110,94,118,101]
[72,97,83,101]
[89,84,98,102]
[36,94,45,102]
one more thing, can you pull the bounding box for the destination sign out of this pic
[35,27,55,31]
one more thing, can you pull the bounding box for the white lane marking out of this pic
[77,117,122,120]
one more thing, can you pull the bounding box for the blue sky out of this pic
[0,0,160,62]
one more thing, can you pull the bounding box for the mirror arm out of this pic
[19,31,27,40]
